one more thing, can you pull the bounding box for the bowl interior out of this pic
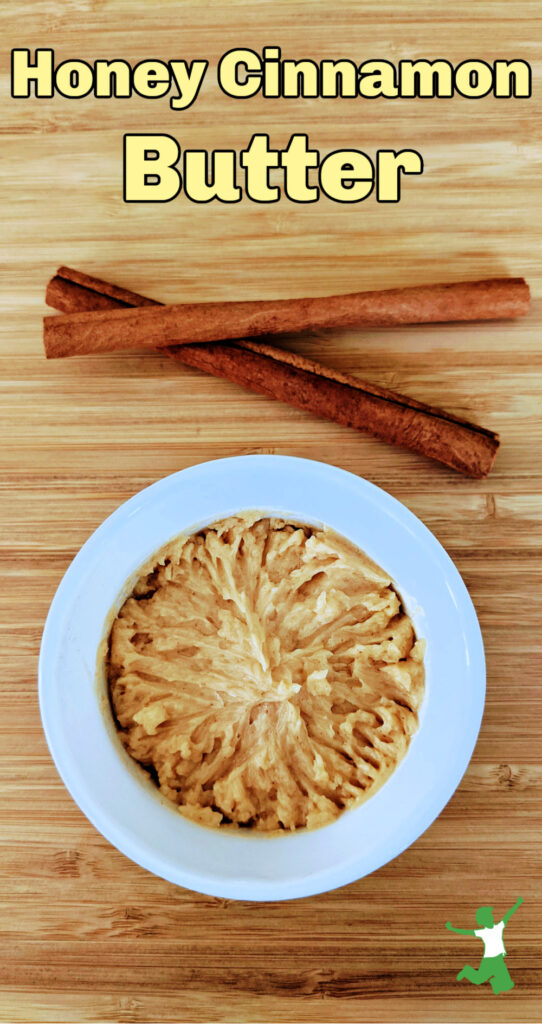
[39,456,485,900]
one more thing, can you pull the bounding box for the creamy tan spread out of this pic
[108,514,425,831]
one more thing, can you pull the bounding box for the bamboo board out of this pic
[0,2,541,1022]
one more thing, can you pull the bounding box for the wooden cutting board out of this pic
[1,2,541,1022]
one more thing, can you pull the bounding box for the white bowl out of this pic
[39,455,485,901]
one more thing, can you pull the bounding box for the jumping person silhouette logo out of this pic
[445,898,523,994]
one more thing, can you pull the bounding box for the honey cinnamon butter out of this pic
[108,513,425,831]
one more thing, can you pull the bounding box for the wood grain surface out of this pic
[1,2,541,1022]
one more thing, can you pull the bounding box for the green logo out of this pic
[446,898,523,994]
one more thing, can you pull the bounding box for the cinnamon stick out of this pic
[46,267,500,477]
[44,276,530,359]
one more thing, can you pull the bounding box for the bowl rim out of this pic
[39,455,486,900]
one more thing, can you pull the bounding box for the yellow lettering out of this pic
[124,135,181,202]
[377,150,423,202]
[218,49,262,98]
[183,151,241,202]
[11,48,53,97]
[240,135,280,202]
[320,151,374,201]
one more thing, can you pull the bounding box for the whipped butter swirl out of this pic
[108,514,425,831]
